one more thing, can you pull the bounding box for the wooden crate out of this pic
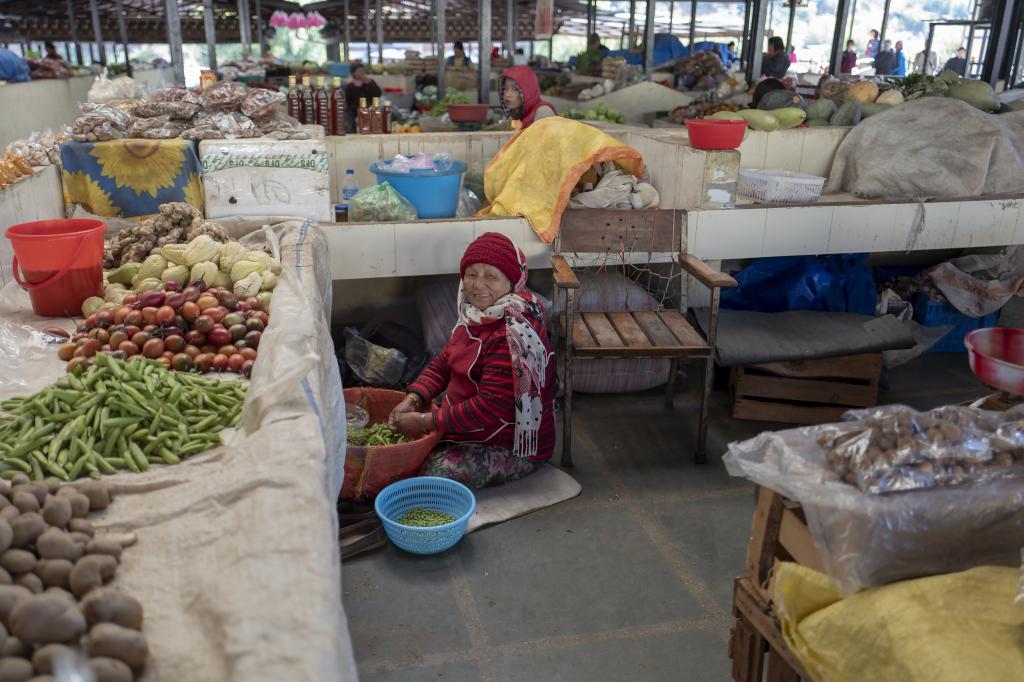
[728,486,820,682]
[731,353,883,425]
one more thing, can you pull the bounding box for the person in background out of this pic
[874,39,897,75]
[343,63,382,129]
[761,36,790,79]
[512,47,528,66]
[840,39,857,73]
[893,40,907,76]
[498,66,556,130]
[447,41,471,67]
[44,41,62,61]
[588,32,609,58]
[0,46,30,82]
[944,47,967,76]
[260,50,279,65]
[491,46,499,60]
[914,48,937,74]
[390,232,555,489]
[788,45,797,64]
[865,29,879,58]
[726,41,739,67]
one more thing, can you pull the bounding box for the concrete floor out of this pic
[342,354,988,682]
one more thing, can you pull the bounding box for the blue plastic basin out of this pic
[370,160,467,219]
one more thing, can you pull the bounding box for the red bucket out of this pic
[684,119,748,150]
[4,219,105,317]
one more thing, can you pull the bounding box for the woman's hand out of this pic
[393,412,428,438]
[387,396,418,429]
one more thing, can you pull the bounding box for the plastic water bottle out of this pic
[341,169,359,210]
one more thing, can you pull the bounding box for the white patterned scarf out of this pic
[457,249,548,458]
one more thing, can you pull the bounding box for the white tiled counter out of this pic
[686,195,1024,260]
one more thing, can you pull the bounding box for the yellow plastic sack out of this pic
[772,561,1024,682]
[478,117,644,244]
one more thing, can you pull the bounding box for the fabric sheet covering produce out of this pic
[61,138,205,219]
[0,219,355,681]
[824,99,1024,200]
[772,561,1024,682]
[478,117,644,243]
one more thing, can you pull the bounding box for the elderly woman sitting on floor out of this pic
[389,232,555,488]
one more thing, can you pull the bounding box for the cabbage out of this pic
[184,235,220,267]
[161,265,190,286]
[219,242,248,273]
[81,297,106,317]
[233,272,263,298]
[134,278,162,293]
[230,259,267,282]
[190,261,219,285]
[947,80,998,112]
[132,254,167,285]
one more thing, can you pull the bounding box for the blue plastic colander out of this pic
[374,476,476,554]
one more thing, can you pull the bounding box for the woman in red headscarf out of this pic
[389,233,556,488]
[498,66,557,130]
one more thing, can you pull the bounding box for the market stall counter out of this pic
[0,219,355,680]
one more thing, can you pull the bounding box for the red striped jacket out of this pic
[408,316,556,461]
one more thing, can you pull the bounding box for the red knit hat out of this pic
[460,232,524,285]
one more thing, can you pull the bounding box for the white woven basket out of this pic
[738,168,826,204]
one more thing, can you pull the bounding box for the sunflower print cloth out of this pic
[60,139,204,219]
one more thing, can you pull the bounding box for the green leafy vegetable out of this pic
[347,422,410,446]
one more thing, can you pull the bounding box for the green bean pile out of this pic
[0,353,246,481]
[396,507,456,527]
[347,422,410,446]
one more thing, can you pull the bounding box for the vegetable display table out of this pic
[60,139,204,220]
[0,220,355,681]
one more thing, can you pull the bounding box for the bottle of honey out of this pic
[357,98,371,134]
[301,75,316,125]
[330,76,347,135]
[382,103,392,134]
[314,76,331,131]
[287,75,302,120]
[369,97,383,134]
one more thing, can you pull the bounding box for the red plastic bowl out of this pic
[447,103,490,123]
[684,119,747,150]
[965,327,1024,395]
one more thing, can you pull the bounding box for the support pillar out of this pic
[115,0,132,77]
[203,0,218,72]
[165,0,185,86]
[745,0,768,82]
[89,0,106,65]
[828,0,852,77]
[479,0,492,103]
[67,0,83,65]
[644,0,656,79]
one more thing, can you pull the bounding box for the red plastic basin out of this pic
[965,327,1024,395]
[684,119,747,150]
[447,103,490,123]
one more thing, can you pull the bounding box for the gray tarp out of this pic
[695,309,915,367]
[824,99,1024,200]
[0,221,356,681]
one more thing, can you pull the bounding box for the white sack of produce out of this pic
[824,99,1024,200]
[0,221,355,680]
[200,139,332,222]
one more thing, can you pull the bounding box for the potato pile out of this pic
[819,405,1024,493]
[104,202,230,268]
[0,475,145,681]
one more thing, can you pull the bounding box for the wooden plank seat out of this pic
[558,311,711,358]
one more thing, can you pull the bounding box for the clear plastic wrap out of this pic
[241,88,286,119]
[71,103,133,142]
[182,112,259,140]
[4,129,67,166]
[86,72,143,102]
[127,115,187,140]
[819,404,1024,493]
[376,152,453,173]
[347,182,417,222]
[150,87,202,106]
[198,81,249,112]
[724,408,1024,595]
[256,111,311,139]
[134,100,200,121]
[343,327,408,387]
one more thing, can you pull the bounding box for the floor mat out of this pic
[466,464,582,533]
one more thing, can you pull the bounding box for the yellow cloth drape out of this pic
[478,117,644,244]
[772,561,1024,682]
